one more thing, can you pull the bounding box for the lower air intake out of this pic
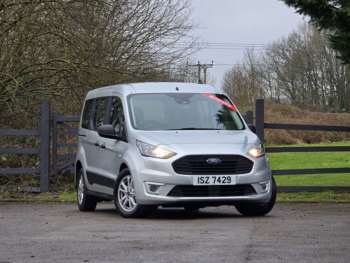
[168,185,256,197]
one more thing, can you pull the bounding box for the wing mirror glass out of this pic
[97,125,123,140]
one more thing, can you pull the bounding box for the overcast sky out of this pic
[190,0,305,87]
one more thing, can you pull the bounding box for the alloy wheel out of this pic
[118,175,137,212]
[78,175,85,205]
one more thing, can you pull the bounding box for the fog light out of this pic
[259,181,269,192]
[146,182,164,195]
[149,184,161,192]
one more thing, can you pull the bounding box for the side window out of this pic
[110,97,126,137]
[82,100,94,130]
[93,97,109,130]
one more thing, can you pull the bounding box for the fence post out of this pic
[255,99,265,142]
[39,101,50,192]
[245,111,254,125]
[51,113,58,175]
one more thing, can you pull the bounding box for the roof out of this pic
[85,82,223,100]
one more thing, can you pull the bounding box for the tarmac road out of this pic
[0,202,349,263]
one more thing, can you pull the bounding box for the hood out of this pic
[135,130,259,146]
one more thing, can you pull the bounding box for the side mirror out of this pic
[97,125,122,140]
[248,124,256,134]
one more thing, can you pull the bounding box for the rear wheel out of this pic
[114,169,155,218]
[77,169,97,212]
[235,177,277,217]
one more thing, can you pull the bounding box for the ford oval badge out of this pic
[206,158,222,165]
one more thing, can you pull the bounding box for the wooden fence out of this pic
[51,114,79,175]
[0,102,50,192]
[1,99,350,193]
[253,99,350,193]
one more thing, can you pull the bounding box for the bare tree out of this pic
[0,0,194,125]
[223,49,264,106]
[223,24,350,112]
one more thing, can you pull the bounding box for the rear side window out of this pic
[93,97,109,130]
[82,100,94,130]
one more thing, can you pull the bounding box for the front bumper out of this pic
[132,154,272,205]
[141,182,272,205]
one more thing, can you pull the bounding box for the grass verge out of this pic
[277,192,350,203]
[0,191,76,203]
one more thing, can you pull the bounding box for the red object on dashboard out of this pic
[202,92,239,112]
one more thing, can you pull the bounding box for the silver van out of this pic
[75,82,276,218]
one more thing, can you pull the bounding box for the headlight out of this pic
[248,144,265,158]
[136,140,176,159]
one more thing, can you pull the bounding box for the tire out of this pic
[114,168,155,218]
[235,177,277,217]
[76,168,97,212]
[184,206,200,215]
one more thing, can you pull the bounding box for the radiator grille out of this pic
[172,155,253,175]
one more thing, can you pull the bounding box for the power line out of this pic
[177,41,267,46]
[215,63,265,66]
[175,41,267,50]
[187,61,214,84]
[178,47,267,51]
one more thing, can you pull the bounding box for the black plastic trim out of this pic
[85,189,113,201]
[86,171,115,189]
[168,184,256,197]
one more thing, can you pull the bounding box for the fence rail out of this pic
[272,168,350,176]
[0,129,39,136]
[0,168,39,176]
[0,148,39,155]
[264,123,350,132]
[266,146,350,153]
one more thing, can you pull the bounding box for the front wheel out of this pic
[114,169,155,218]
[235,177,277,217]
[184,206,201,215]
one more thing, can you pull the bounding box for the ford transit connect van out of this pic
[75,82,276,218]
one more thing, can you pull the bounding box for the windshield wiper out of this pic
[168,128,223,130]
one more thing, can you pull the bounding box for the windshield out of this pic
[128,93,245,131]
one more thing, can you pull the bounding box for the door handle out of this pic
[100,143,106,149]
[94,142,100,147]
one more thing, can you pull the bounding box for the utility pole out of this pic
[187,61,214,84]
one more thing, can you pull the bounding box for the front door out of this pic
[88,96,127,195]
[85,97,110,193]
[96,96,128,195]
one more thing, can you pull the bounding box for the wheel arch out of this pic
[113,162,130,194]
[119,163,129,173]
[75,160,83,189]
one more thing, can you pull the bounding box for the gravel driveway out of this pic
[0,202,349,263]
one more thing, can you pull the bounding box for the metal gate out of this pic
[51,114,80,174]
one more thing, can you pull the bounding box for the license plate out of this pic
[193,175,236,186]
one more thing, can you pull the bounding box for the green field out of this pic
[268,141,350,187]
